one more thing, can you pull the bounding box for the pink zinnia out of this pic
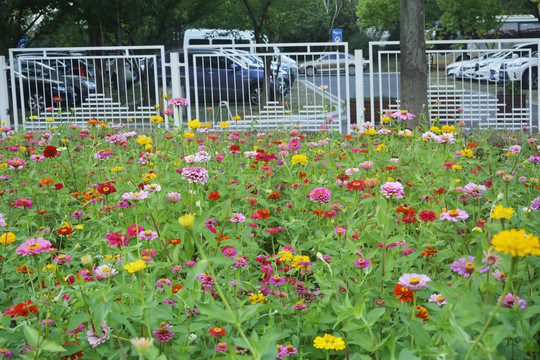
[359,161,374,170]
[221,246,237,258]
[153,323,175,343]
[435,133,455,144]
[16,237,52,255]
[391,110,415,120]
[168,97,189,107]
[87,321,111,347]
[139,229,158,240]
[277,344,298,358]
[354,258,370,268]
[269,275,285,286]
[215,342,228,352]
[450,256,489,277]
[308,187,332,204]
[380,182,406,199]
[428,293,448,306]
[127,225,143,237]
[122,191,148,201]
[230,212,246,223]
[15,198,33,209]
[105,232,129,249]
[176,166,209,184]
[288,139,302,151]
[499,293,527,309]
[398,273,431,291]
[463,182,486,199]
[440,209,469,222]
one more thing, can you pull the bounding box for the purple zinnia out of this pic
[139,229,158,241]
[87,321,111,347]
[428,293,448,306]
[269,275,286,286]
[499,293,527,309]
[528,154,540,164]
[450,256,489,277]
[530,197,540,210]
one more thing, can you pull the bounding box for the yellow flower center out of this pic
[409,277,420,285]
[102,267,110,273]
[436,295,445,302]
[448,210,459,217]
[145,230,152,235]
[214,327,221,332]
[133,193,139,197]
[357,259,365,264]
[103,187,109,192]
[27,243,40,250]
[465,262,474,269]
[274,275,280,280]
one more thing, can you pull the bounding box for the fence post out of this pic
[0,56,11,129]
[169,52,181,128]
[354,49,365,130]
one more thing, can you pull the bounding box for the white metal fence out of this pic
[368,39,540,131]
[167,42,355,133]
[1,39,539,133]
[6,46,166,131]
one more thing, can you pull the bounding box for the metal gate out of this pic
[7,46,166,131]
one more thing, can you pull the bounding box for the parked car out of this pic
[8,71,77,112]
[149,48,287,106]
[298,53,363,76]
[496,51,538,89]
[13,60,96,106]
[445,52,496,79]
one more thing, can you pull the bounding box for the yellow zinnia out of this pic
[0,232,16,245]
[490,205,515,220]
[124,260,147,273]
[137,136,152,145]
[291,154,308,165]
[313,333,346,350]
[248,292,268,304]
[491,229,540,257]
[220,122,229,128]
[184,132,195,139]
[150,115,164,124]
[178,213,195,231]
[292,255,311,272]
[366,128,377,135]
[187,119,201,129]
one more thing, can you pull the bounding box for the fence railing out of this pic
[7,46,166,131]
[368,38,540,131]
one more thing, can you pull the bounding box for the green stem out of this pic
[464,256,517,360]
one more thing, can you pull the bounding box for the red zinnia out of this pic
[392,283,414,303]
[401,214,417,225]
[298,172,306,179]
[57,226,73,236]
[433,187,446,195]
[346,179,366,191]
[269,191,281,200]
[230,145,240,152]
[209,327,226,337]
[11,300,38,317]
[208,192,220,200]
[313,209,324,217]
[43,146,58,158]
[257,209,271,219]
[168,238,182,245]
[98,182,116,195]
[419,211,436,222]
[336,173,350,182]
[54,183,64,190]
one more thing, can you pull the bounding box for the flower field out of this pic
[0,105,539,360]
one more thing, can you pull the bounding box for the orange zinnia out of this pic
[392,283,414,303]
[40,178,54,186]
[415,306,430,323]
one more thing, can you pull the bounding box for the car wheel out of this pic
[349,65,355,75]
[27,93,46,112]
[250,86,261,106]
[305,67,314,77]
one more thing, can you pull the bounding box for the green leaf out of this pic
[23,325,39,347]
[197,303,236,324]
[237,304,273,324]
[41,340,67,352]
[409,320,431,348]
[366,307,386,326]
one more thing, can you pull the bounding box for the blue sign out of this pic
[18,36,28,48]
[332,29,342,43]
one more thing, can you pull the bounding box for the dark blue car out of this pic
[149,49,286,106]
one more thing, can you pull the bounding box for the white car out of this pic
[445,52,496,79]
[497,52,538,89]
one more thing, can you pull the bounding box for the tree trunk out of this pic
[399,0,428,128]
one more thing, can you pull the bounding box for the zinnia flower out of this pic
[124,260,147,273]
[153,323,174,343]
[398,273,431,291]
[491,229,540,257]
[354,258,370,268]
[380,182,406,199]
[208,327,226,337]
[122,191,149,201]
[87,321,111,347]
[450,256,489,277]
[428,293,448,306]
[439,209,469,222]
[16,237,52,255]
[308,187,332,204]
[499,293,527,309]
[490,205,515,220]
[313,333,346,351]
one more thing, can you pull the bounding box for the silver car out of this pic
[298,53,362,76]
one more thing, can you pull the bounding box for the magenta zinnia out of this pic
[16,237,52,255]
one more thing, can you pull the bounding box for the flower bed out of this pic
[0,106,539,359]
